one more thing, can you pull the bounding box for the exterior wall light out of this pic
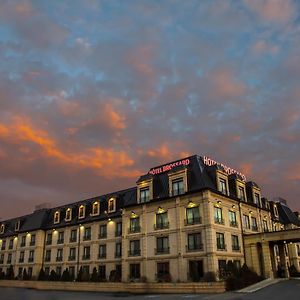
[157,207,165,214]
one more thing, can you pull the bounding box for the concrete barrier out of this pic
[0,280,225,294]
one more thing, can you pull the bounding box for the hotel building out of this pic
[0,155,299,282]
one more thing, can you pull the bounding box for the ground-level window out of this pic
[130,263,140,280]
[157,262,170,281]
[98,265,106,280]
[218,259,227,278]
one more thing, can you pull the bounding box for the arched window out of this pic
[78,205,85,219]
[92,202,100,216]
[65,208,72,221]
[108,198,116,213]
[54,211,60,224]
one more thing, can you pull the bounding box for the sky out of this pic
[0,0,300,220]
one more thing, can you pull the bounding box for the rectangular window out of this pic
[1,240,6,251]
[54,211,60,224]
[20,236,26,247]
[69,266,75,280]
[98,245,106,259]
[56,266,62,276]
[98,265,106,280]
[56,249,63,261]
[82,266,89,275]
[30,234,36,246]
[186,207,201,225]
[130,263,140,279]
[57,231,64,244]
[65,208,72,221]
[251,217,258,231]
[15,221,20,231]
[45,267,50,276]
[115,242,122,258]
[28,250,34,262]
[238,186,246,201]
[45,250,51,262]
[219,178,227,195]
[99,225,107,239]
[187,233,202,251]
[214,207,224,224]
[140,187,150,203]
[78,205,85,219]
[19,251,24,263]
[129,217,140,233]
[83,246,91,260]
[83,227,91,241]
[0,254,4,264]
[157,262,169,280]
[216,232,226,250]
[263,220,268,232]
[70,229,77,243]
[231,235,240,251]
[233,260,241,270]
[69,248,76,261]
[254,193,260,205]
[7,253,12,264]
[172,178,184,196]
[243,215,250,229]
[229,211,237,227]
[28,267,33,279]
[155,212,169,229]
[108,198,116,213]
[129,240,140,256]
[218,259,227,278]
[46,233,52,245]
[9,239,13,250]
[156,236,169,254]
[115,222,122,237]
[92,202,100,215]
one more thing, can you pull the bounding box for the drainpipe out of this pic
[77,225,81,277]
[238,201,247,263]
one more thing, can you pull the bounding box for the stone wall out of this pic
[0,280,225,294]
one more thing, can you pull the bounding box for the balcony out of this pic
[20,243,25,248]
[83,235,91,241]
[57,239,64,244]
[232,245,241,252]
[128,249,141,256]
[7,259,12,264]
[252,226,258,231]
[68,256,76,261]
[56,256,63,262]
[69,237,77,243]
[128,226,141,234]
[184,217,201,226]
[217,244,227,251]
[229,221,238,227]
[186,243,203,252]
[28,257,34,263]
[214,218,225,225]
[8,245,13,250]
[98,253,106,259]
[45,256,51,262]
[140,196,150,203]
[82,254,90,260]
[154,222,169,230]
[19,258,24,263]
[98,233,107,239]
[29,241,35,246]
[155,247,170,255]
[46,240,52,245]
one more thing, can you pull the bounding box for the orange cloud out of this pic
[104,103,126,130]
[0,116,140,179]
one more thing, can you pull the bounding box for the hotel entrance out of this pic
[188,260,204,282]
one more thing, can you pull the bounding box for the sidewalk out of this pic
[236,278,288,293]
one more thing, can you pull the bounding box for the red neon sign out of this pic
[148,158,190,175]
[203,156,246,181]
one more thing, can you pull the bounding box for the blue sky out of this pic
[0,0,300,219]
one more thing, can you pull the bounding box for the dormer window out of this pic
[78,205,85,219]
[254,193,260,206]
[137,178,153,203]
[140,187,150,203]
[274,205,279,217]
[238,186,246,201]
[219,178,228,195]
[92,202,100,216]
[172,178,184,196]
[54,211,60,224]
[0,224,4,234]
[15,220,20,231]
[108,198,116,213]
[65,208,72,221]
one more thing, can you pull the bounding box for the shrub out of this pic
[76,267,83,282]
[6,265,14,280]
[49,270,58,281]
[91,267,98,282]
[22,269,29,280]
[203,272,217,282]
[38,268,46,281]
[61,268,71,281]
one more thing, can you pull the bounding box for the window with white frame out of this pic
[219,178,228,195]
[108,198,116,213]
[0,224,5,234]
[78,205,85,219]
[92,201,100,215]
[54,211,60,224]
[65,208,72,221]
[15,220,20,231]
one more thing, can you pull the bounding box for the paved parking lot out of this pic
[0,279,299,300]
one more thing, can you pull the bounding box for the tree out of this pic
[49,270,58,281]
[61,268,71,281]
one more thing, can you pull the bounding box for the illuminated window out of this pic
[229,211,237,227]
[214,207,224,224]
[274,205,279,217]
[0,224,4,234]
[15,221,20,231]
[251,217,258,231]
[54,211,60,224]
[243,215,250,229]
[216,232,226,250]
[65,208,72,221]
[186,207,201,225]
[78,205,85,219]
[219,178,228,195]
[108,198,116,213]
[92,202,100,215]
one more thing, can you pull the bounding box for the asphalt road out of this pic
[0,280,299,300]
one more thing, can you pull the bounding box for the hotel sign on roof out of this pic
[148,158,190,175]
